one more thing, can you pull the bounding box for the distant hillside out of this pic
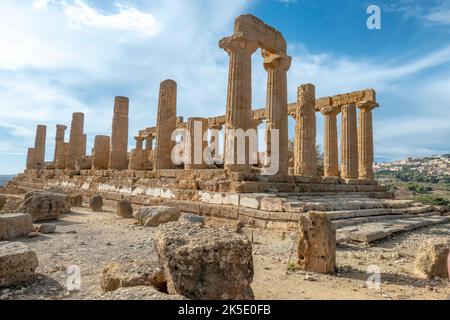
[0,175,15,187]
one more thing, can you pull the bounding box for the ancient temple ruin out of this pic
[16,15,388,232]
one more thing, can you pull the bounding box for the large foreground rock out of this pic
[17,191,70,222]
[100,260,165,293]
[298,212,336,274]
[155,222,254,300]
[134,206,181,227]
[98,286,186,300]
[415,240,450,279]
[0,213,33,241]
[0,242,38,287]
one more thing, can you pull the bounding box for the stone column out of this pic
[145,134,154,151]
[321,107,340,177]
[185,118,208,170]
[358,102,378,180]
[129,136,146,170]
[341,103,359,179]
[154,80,177,170]
[109,96,129,170]
[33,125,46,169]
[263,51,292,176]
[26,148,35,170]
[220,37,258,172]
[294,84,317,177]
[92,135,110,170]
[53,125,67,169]
[81,134,87,157]
[67,112,84,170]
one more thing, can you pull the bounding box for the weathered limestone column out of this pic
[92,135,110,170]
[184,118,208,170]
[129,136,148,170]
[109,97,129,170]
[81,134,87,157]
[26,148,35,170]
[321,107,340,177]
[341,103,359,179]
[358,102,378,180]
[219,37,258,172]
[154,80,177,170]
[53,125,67,169]
[145,134,154,151]
[33,125,46,169]
[67,113,84,170]
[294,84,317,177]
[263,51,292,176]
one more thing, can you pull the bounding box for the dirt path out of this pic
[1,207,449,300]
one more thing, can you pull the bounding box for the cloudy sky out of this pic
[0,0,449,174]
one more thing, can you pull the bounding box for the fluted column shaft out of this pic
[341,103,358,179]
[358,102,377,180]
[321,107,340,177]
[33,125,46,169]
[67,113,84,170]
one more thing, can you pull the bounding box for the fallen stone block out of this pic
[117,199,133,219]
[154,222,254,300]
[134,206,181,227]
[415,240,450,279]
[0,213,33,241]
[0,242,38,287]
[0,195,6,211]
[70,194,83,207]
[1,197,23,214]
[89,195,103,211]
[99,286,186,300]
[298,212,336,274]
[178,213,205,226]
[100,260,166,293]
[34,223,56,234]
[18,190,70,222]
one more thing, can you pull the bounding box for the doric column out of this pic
[340,103,358,179]
[208,125,222,164]
[92,135,110,170]
[358,102,378,180]
[67,112,84,170]
[321,106,340,177]
[129,136,147,170]
[155,80,177,170]
[184,118,208,169]
[145,134,154,151]
[33,125,46,169]
[26,148,35,170]
[54,125,67,169]
[81,134,87,157]
[294,84,317,177]
[109,96,129,170]
[220,36,258,172]
[263,50,292,176]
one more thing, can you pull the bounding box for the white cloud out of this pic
[63,1,161,37]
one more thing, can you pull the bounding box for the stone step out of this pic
[332,212,436,228]
[325,208,399,220]
[337,213,450,243]
[283,198,414,212]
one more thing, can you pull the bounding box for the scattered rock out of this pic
[89,195,103,211]
[100,260,165,293]
[0,213,33,241]
[17,190,70,222]
[34,223,56,234]
[98,286,186,300]
[178,213,205,226]
[1,197,23,214]
[116,199,133,219]
[0,242,38,287]
[70,194,83,207]
[134,206,181,227]
[415,240,450,279]
[298,212,336,274]
[154,222,254,300]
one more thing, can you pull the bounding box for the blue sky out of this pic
[0,0,449,174]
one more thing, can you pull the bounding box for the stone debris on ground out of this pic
[17,190,70,222]
[0,242,38,287]
[89,195,103,212]
[133,206,181,227]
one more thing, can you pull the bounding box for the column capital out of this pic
[320,105,341,116]
[262,50,292,72]
[209,125,223,131]
[219,35,259,56]
[357,101,378,111]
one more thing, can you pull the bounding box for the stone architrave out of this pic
[321,106,340,177]
[358,102,378,180]
[109,97,129,170]
[66,113,85,170]
[155,80,177,170]
[92,135,110,170]
[340,103,358,179]
[263,50,291,176]
[294,84,317,177]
